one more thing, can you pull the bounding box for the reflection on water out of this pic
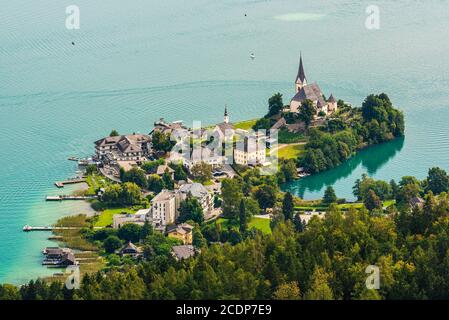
[283,137,404,199]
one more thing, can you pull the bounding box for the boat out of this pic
[250,53,255,60]
[68,156,79,161]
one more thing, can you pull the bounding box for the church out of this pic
[289,54,337,116]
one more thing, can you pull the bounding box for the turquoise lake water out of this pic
[1,0,449,284]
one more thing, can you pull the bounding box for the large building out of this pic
[150,189,180,226]
[94,134,152,162]
[289,54,337,116]
[178,182,213,214]
[233,131,266,166]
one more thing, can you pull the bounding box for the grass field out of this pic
[86,174,111,195]
[234,119,257,130]
[277,143,305,160]
[295,200,396,211]
[216,217,271,234]
[278,128,306,144]
[94,207,136,227]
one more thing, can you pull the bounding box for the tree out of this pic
[0,284,21,300]
[221,178,243,219]
[162,169,174,190]
[323,186,337,204]
[304,267,334,300]
[104,235,122,254]
[364,189,382,211]
[272,282,301,300]
[117,223,142,243]
[191,162,212,183]
[152,131,175,153]
[267,92,283,117]
[426,167,449,195]
[298,99,316,128]
[140,221,153,240]
[171,162,187,181]
[109,129,119,137]
[120,182,142,206]
[85,164,98,175]
[178,196,204,224]
[282,192,294,221]
[293,213,304,232]
[147,174,164,193]
[122,167,147,188]
[255,184,277,211]
[239,199,247,233]
[281,159,297,182]
[192,228,207,248]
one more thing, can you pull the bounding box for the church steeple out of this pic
[295,52,307,92]
[224,105,229,124]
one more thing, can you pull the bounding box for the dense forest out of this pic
[2,166,449,300]
[300,93,405,173]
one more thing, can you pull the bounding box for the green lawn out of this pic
[94,207,136,227]
[295,200,396,212]
[234,119,257,130]
[248,217,271,234]
[277,144,305,160]
[86,174,110,195]
[278,128,306,144]
[215,217,271,234]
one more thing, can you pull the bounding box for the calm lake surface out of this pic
[1,0,449,283]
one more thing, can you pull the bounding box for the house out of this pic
[183,146,225,170]
[409,196,425,209]
[42,247,77,266]
[233,131,266,166]
[178,183,213,214]
[113,209,149,229]
[171,245,198,261]
[149,189,180,226]
[152,118,187,136]
[156,164,175,179]
[213,106,235,142]
[289,54,337,117]
[119,241,142,258]
[167,223,194,244]
[94,134,152,162]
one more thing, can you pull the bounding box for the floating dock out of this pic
[23,225,80,232]
[54,178,86,188]
[46,195,97,201]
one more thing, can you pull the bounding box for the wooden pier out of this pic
[54,178,86,188]
[46,195,98,201]
[23,225,81,232]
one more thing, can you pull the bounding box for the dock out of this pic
[46,195,98,201]
[23,225,81,232]
[54,178,86,188]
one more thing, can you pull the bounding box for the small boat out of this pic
[68,156,78,161]
[250,53,255,60]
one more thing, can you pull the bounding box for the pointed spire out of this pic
[328,93,336,103]
[224,105,229,124]
[296,52,306,84]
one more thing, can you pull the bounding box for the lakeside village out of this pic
[26,55,406,275]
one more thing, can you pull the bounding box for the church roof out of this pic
[296,54,306,84]
[291,82,323,103]
[328,93,336,103]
